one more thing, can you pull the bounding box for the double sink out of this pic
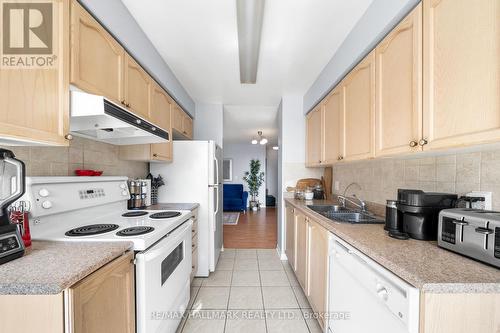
[307,205,384,224]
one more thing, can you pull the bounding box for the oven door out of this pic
[135,219,193,333]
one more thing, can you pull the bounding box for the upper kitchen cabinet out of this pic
[306,106,323,167]
[342,51,376,161]
[172,103,193,140]
[323,86,344,163]
[123,54,152,121]
[150,83,173,161]
[422,0,500,150]
[70,0,124,106]
[0,0,70,146]
[119,82,173,162]
[375,4,423,157]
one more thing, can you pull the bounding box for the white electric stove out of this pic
[23,176,193,333]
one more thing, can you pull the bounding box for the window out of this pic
[223,159,233,182]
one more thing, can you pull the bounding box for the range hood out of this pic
[70,90,169,145]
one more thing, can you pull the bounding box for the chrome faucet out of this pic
[338,182,367,212]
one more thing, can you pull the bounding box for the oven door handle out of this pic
[140,220,193,260]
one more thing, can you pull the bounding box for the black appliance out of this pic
[397,189,457,240]
[0,149,26,264]
[384,199,408,240]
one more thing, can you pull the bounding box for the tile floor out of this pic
[177,248,323,333]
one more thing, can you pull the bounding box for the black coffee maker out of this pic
[0,149,26,264]
[396,189,457,240]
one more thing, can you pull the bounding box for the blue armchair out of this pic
[223,184,248,212]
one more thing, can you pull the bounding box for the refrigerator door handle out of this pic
[214,156,219,185]
[214,186,219,229]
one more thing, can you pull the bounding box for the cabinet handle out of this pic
[64,134,73,141]
[153,154,158,157]
[126,103,131,108]
[121,100,126,106]
[337,155,344,161]
[409,140,418,147]
[418,139,428,146]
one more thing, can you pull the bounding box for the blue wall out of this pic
[303,0,421,114]
[78,0,196,117]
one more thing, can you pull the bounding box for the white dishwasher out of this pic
[328,236,419,333]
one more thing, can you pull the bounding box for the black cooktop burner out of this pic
[116,226,155,237]
[149,211,182,219]
[65,224,119,237]
[122,211,148,217]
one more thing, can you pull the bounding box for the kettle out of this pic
[0,149,26,264]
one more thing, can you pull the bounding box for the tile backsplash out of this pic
[1,137,148,179]
[332,149,500,210]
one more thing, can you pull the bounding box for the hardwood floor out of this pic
[223,208,277,249]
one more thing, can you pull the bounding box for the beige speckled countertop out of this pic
[0,241,132,295]
[147,203,199,211]
[285,198,500,293]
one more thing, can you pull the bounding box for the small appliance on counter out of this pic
[438,208,500,268]
[127,179,151,209]
[0,149,26,264]
[396,189,457,240]
[384,199,409,240]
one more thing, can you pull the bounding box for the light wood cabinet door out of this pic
[420,292,500,333]
[70,252,135,333]
[183,114,193,139]
[124,54,151,120]
[342,51,376,161]
[172,104,184,133]
[295,213,308,291]
[70,0,124,105]
[285,206,296,269]
[423,0,500,150]
[150,84,172,161]
[0,0,70,146]
[375,4,423,156]
[323,86,344,164]
[307,220,329,329]
[306,106,323,166]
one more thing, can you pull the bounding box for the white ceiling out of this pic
[121,0,373,107]
[122,0,372,145]
[223,105,279,145]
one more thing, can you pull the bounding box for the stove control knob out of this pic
[42,201,53,209]
[122,190,129,196]
[39,189,50,197]
[120,183,127,189]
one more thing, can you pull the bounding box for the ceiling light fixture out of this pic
[251,131,268,145]
[236,0,265,84]
[272,146,279,150]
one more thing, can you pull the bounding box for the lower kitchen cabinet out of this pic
[307,219,329,329]
[295,212,308,290]
[285,205,296,269]
[0,252,135,333]
[69,252,135,333]
[420,293,500,333]
[191,208,199,280]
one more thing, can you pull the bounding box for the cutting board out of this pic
[323,167,333,200]
[295,178,322,190]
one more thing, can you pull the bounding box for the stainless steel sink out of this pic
[307,205,384,224]
[307,205,348,214]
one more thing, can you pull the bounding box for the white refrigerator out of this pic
[150,141,223,276]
